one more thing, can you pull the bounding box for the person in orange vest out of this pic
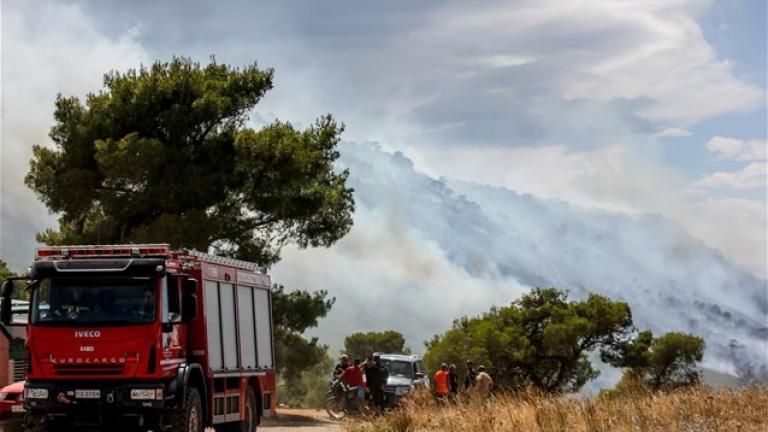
[433,363,450,400]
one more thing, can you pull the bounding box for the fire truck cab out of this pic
[0,244,276,432]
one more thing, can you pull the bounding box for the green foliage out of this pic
[600,330,654,368]
[0,260,15,282]
[10,338,27,361]
[646,332,704,389]
[272,284,334,388]
[425,288,634,393]
[645,332,705,390]
[278,349,334,408]
[603,330,704,391]
[0,260,28,301]
[344,330,410,361]
[25,57,354,266]
[272,284,335,333]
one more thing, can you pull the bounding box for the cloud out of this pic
[70,0,762,149]
[406,142,767,277]
[706,136,767,161]
[694,162,768,190]
[684,197,767,277]
[3,1,763,277]
[0,0,149,269]
[403,0,763,138]
[655,128,693,138]
[695,134,767,190]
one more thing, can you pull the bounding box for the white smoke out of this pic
[0,0,149,270]
[272,142,768,384]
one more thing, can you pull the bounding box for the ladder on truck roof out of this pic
[183,250,265,273]
[35,245,266,273]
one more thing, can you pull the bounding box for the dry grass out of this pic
[347,386,768,432]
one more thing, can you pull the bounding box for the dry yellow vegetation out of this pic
[347,386,768,432]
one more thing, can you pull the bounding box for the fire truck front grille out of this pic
[53,364,126,376]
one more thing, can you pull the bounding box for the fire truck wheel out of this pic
[215,388,258,432]
[243,387,258,432]
[169,386,203,432]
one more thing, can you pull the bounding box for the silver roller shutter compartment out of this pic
[220,283,238,369]
[204,281,223,371]
[253,288,273,369]
[238,285,257,369]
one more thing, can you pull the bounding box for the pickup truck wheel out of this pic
[215,387,258,432]
[168,387,203,432]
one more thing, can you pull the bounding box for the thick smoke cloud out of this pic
[0,1,149,270]
[273,142,768,384]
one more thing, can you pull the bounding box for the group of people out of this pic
[433,360,493,401]
[334,354,494,410]
[334,354,390,411]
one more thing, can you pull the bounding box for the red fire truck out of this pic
[0,244,276,431]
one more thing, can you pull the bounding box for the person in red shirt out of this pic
[340,358,365,400]
[433,363,450,399]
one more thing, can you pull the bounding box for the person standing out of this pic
[464,360,478,391]
[475,365,493,399]
[433,363,450,400]
[364,355,386,411]
[374,355,389,409]
[448,364,459,400]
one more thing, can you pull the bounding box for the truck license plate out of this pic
[11,404,24,412]
[75,389,100,399]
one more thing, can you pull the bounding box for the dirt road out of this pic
[255,409,344,432]
[0,410,344,432]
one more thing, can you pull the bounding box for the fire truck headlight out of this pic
[131,389,163,400]
[25,388,49,400]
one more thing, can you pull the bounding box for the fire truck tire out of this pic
[215,388,258,432]
[168,386,203,432]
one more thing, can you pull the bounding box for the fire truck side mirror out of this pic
[182,294,198,321]
[183,278,198,293]
[0,280,14,325]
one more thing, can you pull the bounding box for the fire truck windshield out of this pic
[31,277,157,325]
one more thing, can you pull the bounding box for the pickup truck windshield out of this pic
[31,277,156,325]
[380,360,414,379]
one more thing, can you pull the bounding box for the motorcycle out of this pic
[325,378,372,420]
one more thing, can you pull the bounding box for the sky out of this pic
[2,0,766,275]
[0,1,766,354]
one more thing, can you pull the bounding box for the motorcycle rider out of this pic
[333,354,350,379]
[340,358,365,401]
